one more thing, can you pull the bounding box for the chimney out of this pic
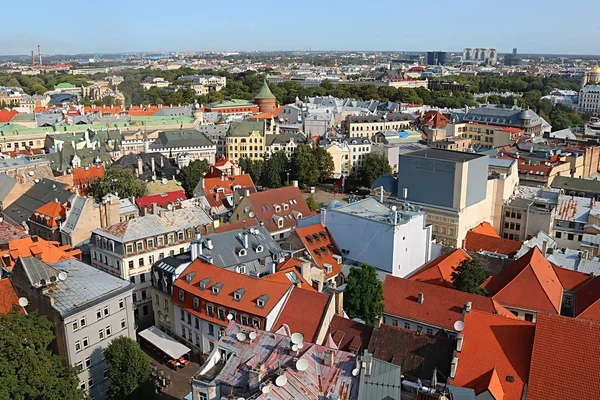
[191,232,202,260]
[320,208,327,227]
[362,351,373,376]
[137,157,143,176]
[206,238,213,250]
[417,292,424,304]
[151,157,156,174]
[245,188,250,197]
[403,187,408,200]
[464,301,472,313]
[152,202,158,215]
[541,240,548,255]
[450,357,459,379]
[323,349,335,367]
[334,289,344,316]
[2,254,11,268]
[159,156,164,168]
[456,333,464,352]
[243,232,249,249]
[31,235,39,243]
[31,50,35,67]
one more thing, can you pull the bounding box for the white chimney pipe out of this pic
[418,292,424,304]
[243,233,249,249]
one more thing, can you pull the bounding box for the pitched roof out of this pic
[463,230,521,257]
[368,323,454,381]
[273,287,330,343]
[0,222,28,241]
[213,218,259,234]
[327,315,373,353]
[241,186,312,233]
[3,179,73,225]
[261,269,316,292]
[574,276,600,321]
[0,236,81,272]
[0,278,20,314]
[199,174,255,210]
[135,190,187,210]
[483,247,563,314]
[72,164,104,192]
[453,310,535,400]
[382,276,499,331]
[416,110,450,128]
[0,109,18,123]
[470,221,499,237]
[408,248,471,288]
[552,265,592,291]
[527,313,600,400]
[31,201,67,228]
[172,259,292,321]
[295,223,342,278]
[277,257,304,272]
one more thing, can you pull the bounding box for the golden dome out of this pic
[592,64,600,73]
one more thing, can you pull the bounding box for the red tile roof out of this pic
[574,276,600,322]
[470,221,499,237]
[135,190,187,210]
[416,110,450,129]
[31,201,67,228]
[277,257,304,272]
[453,310,535,400]
[72,165,104,195]
[327,315,373,353]
[382,276,499,331]
[463,230,521,257]
[213,218,259,234]
[242,186,313,233]
[273,287,331,343]
[173,259,292,326]
[0,109,18,123]
[295,223,342,278]
[0,278,20,314]
[83,105,124,115]
[483,247,563,314]
[408,249,471,288]
[201,174,255,210]
[128,105,161,116]
[0,237,81,272]
[526,313,600,400]
[0,222,29,241]
[261,269,316,292]
[552,265,592,291]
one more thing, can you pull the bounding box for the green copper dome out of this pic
[255,80,276,99]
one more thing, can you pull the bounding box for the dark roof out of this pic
[464,106,542,128]
[403,148,486,163]
[227,121,265,138]
[0,174,17,202]
[153,130,214,148]
[3,179,72,225]
[551,176,600,196]
[113,153,179,181]
[368,324,454,381]
[327,315,373,353]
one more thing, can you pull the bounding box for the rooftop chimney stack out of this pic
[38,44,42,66]
[417,292,424,304]
[464,301,472,313]
[542,240,548,255]
[243,232,249,249]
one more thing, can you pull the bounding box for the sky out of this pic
[1,0,599,56]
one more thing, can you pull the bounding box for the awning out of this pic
[138,326,191,360]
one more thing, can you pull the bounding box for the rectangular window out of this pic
[75,340,81,352]
[85,357,91,368]
[568,233,575,240]
[99,329,105,340]
[140,273,146,283]
[119,299,124,309]
[241,315,248,326]
[426,328,434,335]
[524,313,534,322]
[179,289,185,302]
[556,231,562,238]
[141,290,147,300]
[180,309,185,321]
[187,312,192,325]
[72,321,79,330]
[159,252,165,260]
[76,360,83,371]
[149,255,154,264]
[133,292,137,302]
[136,242,143,252]
[96,310,102,320]
[121,319,126,329]
[138,258,144,267]
[208,323,215,336]
[195,317,200,329]
[578,234,583,242]
[193,297,200,311]
[206,304,214,317]
[392,319,398,327]
[106,326,112,336]
[218,308,225,321]
[128,261,134,269]
[103,306,109,317]
[82,337,89,348]
[252,318,260,329]
[404,322,410,329]
[88,377,94,388]
[219,327,225,338]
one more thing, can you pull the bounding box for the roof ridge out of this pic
[528,250,562,313]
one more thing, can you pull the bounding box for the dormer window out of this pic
[324,263,333,274]
[238,248,247,257]
[278,218,283,228]
[185,272,196,283]
[199,278,211,290]
[274,204,281,212]
[233,288,246,301]
[256,294,269,308]
[283,203,289,210]
[255,245,263,253]
[257,299,264,307]
[211,282,223,295]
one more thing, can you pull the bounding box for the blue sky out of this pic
[1,0,599,55]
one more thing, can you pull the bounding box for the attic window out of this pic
[179,289,185,302]
[255,245,263,253]
[199,278,211,290]
[283,203,289,210]
[233,288,246,301]
[216,188,225,193]
[185,272,196,283]
[274,204,281,212]
[211,282,223,295]
[324,263,333,274]
[238,248,247,257]
[314,249,322,258]
[306,236,313,244]
[256,294,269,308]
[278,218,283,228]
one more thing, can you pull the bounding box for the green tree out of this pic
[88,165,147,202]
[238,158,263,184]
[344,264,384,326]
[0,307,87,400]
[260,151,289,188]
[306,194,320,212]
[178,159,210,197]
[314,146,335,183]
[291,145,319,187]
[451,257,488,295]
[104,336,151,399]
[349,152,392,188]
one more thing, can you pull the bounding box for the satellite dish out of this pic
[297,342,304,349]
[352,368,360,377]
[296,359,309,371]
[167,204,173,210]
[249,331,257,340]
[291,344,299,352]
[227,313,234,320]
[249,211,256,218]
[58,272,67,281]
[18,297,29,307]
[391,205,397,211]
[291,332,304,345]
[261,384,271,394]
[453,321,465,332]
[275,375,288,387]
[236,332,247,342]
[28,171,34,176]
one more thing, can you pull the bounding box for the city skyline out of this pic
[1,0,599,56]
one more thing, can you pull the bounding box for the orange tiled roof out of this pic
[83,105,124,115]
[0,109,18,123]
[213,218,259,234]
[214,155,233,167]
[408,248,471,288]
[327,315,373,353]
[128,105,161,116]
[470,221,499,237]
[0,237,81,272]
[72,165,104,194]
[463,230,521,257]
[202,174,255,209]
[552,265,592,291]
[261,269,316,292]
[31,201,67,228]
[277,257,304,272]
[273,287,330,342]
[383,276,499,331]
[483,247,563,314]
[416,110,450,128]
[527,313,600,400]
[0,278,20,314]
[244,186,313,234]
[574,276,600,321]
[295,223,341,279]
[453,310,535,400]
[172,259,292,325]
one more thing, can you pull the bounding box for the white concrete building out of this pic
[578,85,600,115]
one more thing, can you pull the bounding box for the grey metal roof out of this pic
[227,121,264,137]
[152,106,193,117]
[153,130,214,148]
[266,133,306,146]
[200,226,282,271]
[49,258,133,317]
[551,176,600,196]
[0,173,16,202]
[3,179,73,225]
[18,256,62,288]
[119,198,139,215]
[488,157,515,168]
[464,105,542,127]
[154,253,192,274]
[404,148,486,162]
[358,354,402,400]
[331,198,422,226]
[96,206,212,242]
[61,195,88,234]
[0,155,49,171]
[340,262,388,282]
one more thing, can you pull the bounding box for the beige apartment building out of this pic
[346,113,415,138]
[225,121,273,161]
